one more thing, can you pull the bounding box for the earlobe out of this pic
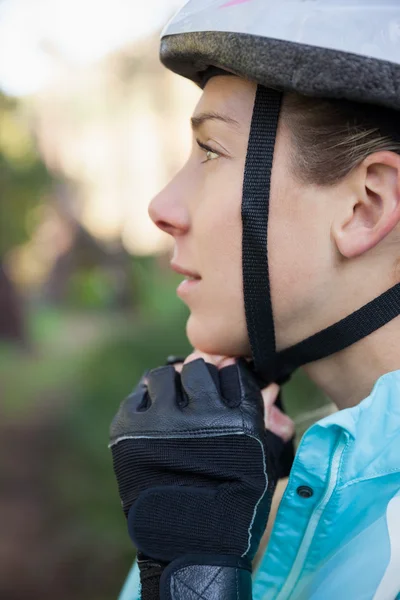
[332,152,400,260]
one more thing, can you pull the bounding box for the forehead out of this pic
[193,75,257,127]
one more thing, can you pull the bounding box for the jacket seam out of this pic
[339,468,400,489]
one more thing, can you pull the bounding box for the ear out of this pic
[332,152,400,259]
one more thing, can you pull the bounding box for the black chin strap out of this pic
[242,85,400,385]
[242,86,282,384]
[277,282,400,379]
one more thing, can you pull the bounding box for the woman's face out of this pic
[149,76,334,356]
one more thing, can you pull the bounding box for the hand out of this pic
[175,350,295,443]
[109,353,290,599]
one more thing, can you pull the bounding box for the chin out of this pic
[186,313,250,358]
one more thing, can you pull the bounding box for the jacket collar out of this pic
[313,369,400,440]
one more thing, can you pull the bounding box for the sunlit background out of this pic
[0,1,331,598]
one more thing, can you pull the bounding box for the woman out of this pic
[110,1,400,598]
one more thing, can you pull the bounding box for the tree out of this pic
[0,92,52,342]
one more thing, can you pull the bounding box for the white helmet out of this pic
[161,0,400,109]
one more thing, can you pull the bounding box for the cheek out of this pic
[201,198,240,284]
[186,166,250,356]
[269,213,319,293]
[268,186,330,347]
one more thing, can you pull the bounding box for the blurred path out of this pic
[0,413,60,598]
[0,310,135,599]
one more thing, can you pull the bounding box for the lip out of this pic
[170,262,201,280]
[170,262,202,299]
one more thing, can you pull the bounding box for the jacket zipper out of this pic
[273,434,347,600]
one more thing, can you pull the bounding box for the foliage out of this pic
[0,92,53,256]
[130,255,185,319]
[67,267,117,309]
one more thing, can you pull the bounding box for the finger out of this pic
[184,350,224,366]
[261,383,280,411]
[147,365,180,410]
[184,351,205,364]
[261,384,295,441]
[218,357,236,369]
[265,404,295,442]
[180,359,224,408]
[166,355,186,374]
[219,363,241,407]
[185,353,236,399]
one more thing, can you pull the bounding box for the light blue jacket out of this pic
[119,370,400,600]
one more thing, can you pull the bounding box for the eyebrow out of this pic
[190,111,240,131]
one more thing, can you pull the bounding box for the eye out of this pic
[196,139,220,163]
[204,149,219,162]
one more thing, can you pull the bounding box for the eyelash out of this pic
[196,139,221,163]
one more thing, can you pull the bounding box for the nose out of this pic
[148,173,190,237]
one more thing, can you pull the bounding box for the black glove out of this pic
[110,358,283,600]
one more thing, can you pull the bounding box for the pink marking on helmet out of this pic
[220,0,252,8]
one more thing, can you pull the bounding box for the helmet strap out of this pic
[241,85,282,383]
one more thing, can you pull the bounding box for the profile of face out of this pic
[149,76,400,358]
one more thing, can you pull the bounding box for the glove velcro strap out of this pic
[160,554,252,600]
[137,552,168,600]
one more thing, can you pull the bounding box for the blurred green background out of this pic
[0,2,333,598]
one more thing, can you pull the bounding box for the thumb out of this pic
[262,385,295,442]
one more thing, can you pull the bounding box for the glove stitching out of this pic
[176,565,222,600]
[173,568,222,599]
[236,362,250,436]
[196,566,223,597]
[241,435,269,558]
[235,567,239,600]
[110,429,245,447]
